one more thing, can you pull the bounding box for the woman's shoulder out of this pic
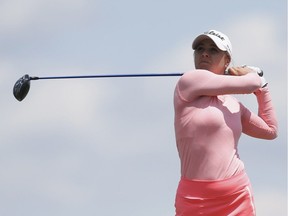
[178,69,211,86]
[182,69,210,77]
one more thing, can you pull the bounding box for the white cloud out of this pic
[143,40,195,72]
[255,190,287,216]
[0,0,38,31]
[0,0,97,34]
[225,13,285,67]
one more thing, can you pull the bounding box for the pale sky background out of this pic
[0,0,287,216]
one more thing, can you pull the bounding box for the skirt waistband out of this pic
[178,171,251,199]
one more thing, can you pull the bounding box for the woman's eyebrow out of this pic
[209,43,217,47]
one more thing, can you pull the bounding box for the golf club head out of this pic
[13,74,31,101]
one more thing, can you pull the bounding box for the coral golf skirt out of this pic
[175,171,256,216]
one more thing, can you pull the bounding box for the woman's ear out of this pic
[225,55,231,68]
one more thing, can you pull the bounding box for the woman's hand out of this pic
[227,66,254,76]
[228,65,268,87]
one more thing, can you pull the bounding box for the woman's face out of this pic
[194,39,230,75]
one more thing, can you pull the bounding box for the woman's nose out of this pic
[202,50,209,57]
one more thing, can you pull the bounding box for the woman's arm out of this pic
[241,88,278,140]
[177,69,262,102]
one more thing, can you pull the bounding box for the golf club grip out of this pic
[30,73,183,80]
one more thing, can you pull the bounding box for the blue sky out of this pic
[0,0,287,215]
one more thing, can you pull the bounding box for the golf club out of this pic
[13,72,183,101]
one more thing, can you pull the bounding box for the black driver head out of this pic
[13,74,31,101]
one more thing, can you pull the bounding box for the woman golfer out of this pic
[174,30,278,216]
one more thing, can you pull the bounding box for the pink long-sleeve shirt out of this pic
[174,69,278,180]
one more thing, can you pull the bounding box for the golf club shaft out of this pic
[30,72,183,80]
